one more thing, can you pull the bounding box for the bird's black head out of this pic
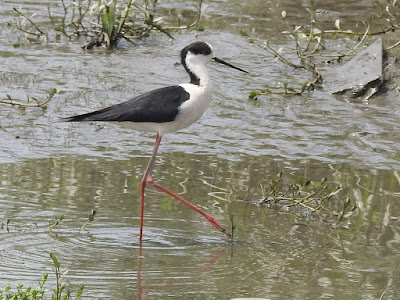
[180,41,248,85]
[181,41,213,60]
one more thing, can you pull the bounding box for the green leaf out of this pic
[76,285,84,298]
[240,30,249,37]
[248,91,260,100]
[300,81,309,93]
[50,253,60,268]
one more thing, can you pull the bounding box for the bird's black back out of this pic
[64,85,190,123]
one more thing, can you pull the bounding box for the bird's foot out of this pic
[205,215,231,238]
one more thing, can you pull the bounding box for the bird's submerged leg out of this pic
[139,133,230,240]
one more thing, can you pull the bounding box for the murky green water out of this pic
[1,0,400,299]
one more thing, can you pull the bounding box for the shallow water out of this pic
[1,0,400,299]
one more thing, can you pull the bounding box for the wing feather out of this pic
[64,86,190,123]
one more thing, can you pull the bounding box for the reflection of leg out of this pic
[136,241,144,299]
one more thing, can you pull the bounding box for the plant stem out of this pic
[117,0,135,34]
[13,7,44,34]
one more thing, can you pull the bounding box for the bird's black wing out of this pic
[64,85,190,123]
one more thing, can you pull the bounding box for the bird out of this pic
[64,41,248,241]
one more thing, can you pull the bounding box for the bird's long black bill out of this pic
[213,57,249,73]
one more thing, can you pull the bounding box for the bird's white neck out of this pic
[183,52,212,90]
[187,62,212,89]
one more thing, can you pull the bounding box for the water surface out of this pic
[1,0,400,299]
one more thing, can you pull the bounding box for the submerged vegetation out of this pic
[244,0,400,98]
[255,172,357,226]
[8,0,203,49]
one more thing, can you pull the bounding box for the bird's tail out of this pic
[63,106,114,122]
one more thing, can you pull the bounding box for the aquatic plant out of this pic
[81,209,96,230]
[0,254,85,300]
[0,275,47,300]
[48,209,97,233]
[257,172,357,226]
[0,88,58,110]
[49,215,65,233]
[50,253,85,300]
[243,0,400,98]
[8,0,203,49]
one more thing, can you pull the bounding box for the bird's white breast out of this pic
[174,82,213,128]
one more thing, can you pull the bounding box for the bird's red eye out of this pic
[202,49,211,55]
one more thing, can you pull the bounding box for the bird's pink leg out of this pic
[139,133,230,241]
[139,133,163,241]
[152,182,230,236]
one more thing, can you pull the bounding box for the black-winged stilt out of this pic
[65,41,248,240]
